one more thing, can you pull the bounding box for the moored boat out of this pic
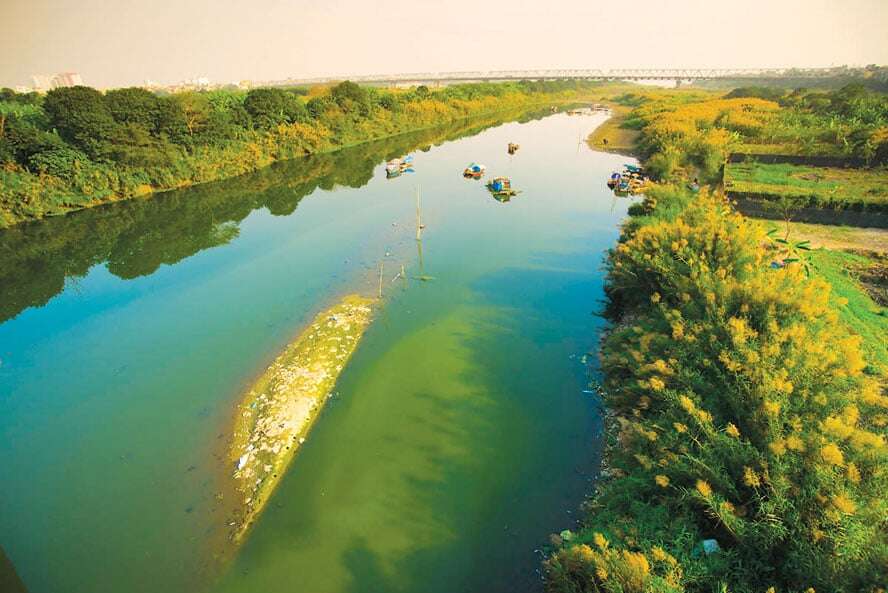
[463,162,486,178]
[385,155,414,178]
[486,176,519,198]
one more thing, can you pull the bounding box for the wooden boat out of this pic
[463,162,486,178]
[487,176,519,198]
[385,155,414,178]
[507,142,520,154]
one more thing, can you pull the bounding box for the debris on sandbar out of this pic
[227,294,374,542]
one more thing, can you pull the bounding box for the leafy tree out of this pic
[203,90,252,133]
[197,108,245,144]
[0,88,41,105]
[108,123,178,167]
[244,88,307,129]
[330,81,368,105]
[2,114,67,167]
[329,81,373,116]
[27,145,91,179]
[43,86,118,159]
[228,102,251,129]
[306,96,330,119]
[155,97,190,145]
[378,94,400,112]
[104,87,162,131]
[170,92,211,139]
[0,101,48,132]
[725,86,784,102]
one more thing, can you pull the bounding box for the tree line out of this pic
[0,79,596,226]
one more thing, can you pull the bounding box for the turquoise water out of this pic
[0,111,636,593]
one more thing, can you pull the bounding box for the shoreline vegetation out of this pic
[0,107,559,326]
[0,80,618,228]
[544,85,887,592]
[544,185,887,593]
[226,294,375,543]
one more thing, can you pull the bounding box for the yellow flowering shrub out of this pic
[632,95,779,181]
[546,542,682,593]
[695,480,712,498]
[548,183,888,593]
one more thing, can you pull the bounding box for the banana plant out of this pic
[766,227,813,276]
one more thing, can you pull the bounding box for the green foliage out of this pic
[27,145,91,179]
[104,87,162,131]
[306,96,331,119]
[545,185,888,593]
[378,94,400,112]
[244,87,307,129]
[330,81,369,106]
[0,80,607,227]
[170,92,211,139]
[0,108,540,320]
[43,86,118,159]
[629,85,888,186]
[809,249,888,373]
[0,88,41,105]
[644,146,682,180]
[2,114,66,165]
[725,87,786,102]
[155,96,190,144]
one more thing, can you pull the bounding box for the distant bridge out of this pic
[271,68,846,87]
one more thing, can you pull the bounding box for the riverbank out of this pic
[545,83,888,592]
[226,294,375,543]
[0,81,624,228]
[0,107,561,326]
[585,104,639,154]
[544,183,887,592]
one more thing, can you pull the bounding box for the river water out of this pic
[0,110,636,593]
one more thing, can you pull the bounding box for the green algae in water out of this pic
[0,111,635,593]
[227,294,375,542]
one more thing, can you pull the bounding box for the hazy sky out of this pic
[3,0,887,88]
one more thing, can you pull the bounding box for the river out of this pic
[0,110,636,593]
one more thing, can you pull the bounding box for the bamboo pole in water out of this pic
[415,185,423,241]
[378,261,384,298]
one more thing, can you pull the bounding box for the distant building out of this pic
[31,74,54,92]
[30,72,83,92]
[52,72,83,87]
[181,76,211,89]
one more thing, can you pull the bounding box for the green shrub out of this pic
[27,146,91,179]
[546,186,888,593]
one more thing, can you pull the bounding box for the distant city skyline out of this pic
[3,0,888,89]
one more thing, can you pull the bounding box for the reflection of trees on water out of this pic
[0,108,551,324]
